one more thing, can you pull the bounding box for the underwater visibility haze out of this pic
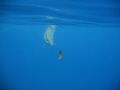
[0,0,120,90]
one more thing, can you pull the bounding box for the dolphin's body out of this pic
[43,25,57,47]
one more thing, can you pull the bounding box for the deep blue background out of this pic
[0,0,120,90]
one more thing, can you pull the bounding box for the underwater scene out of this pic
[0,0,120,90]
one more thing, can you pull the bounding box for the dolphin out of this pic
[43,25,57,47]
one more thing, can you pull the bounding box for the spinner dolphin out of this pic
[43,25,57,47]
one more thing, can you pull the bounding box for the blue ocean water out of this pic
[0,0,120,90]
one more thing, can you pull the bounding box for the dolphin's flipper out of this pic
[42,43,46,47]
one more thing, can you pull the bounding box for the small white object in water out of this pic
[43,25,57,47]
[46,16,57,19]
